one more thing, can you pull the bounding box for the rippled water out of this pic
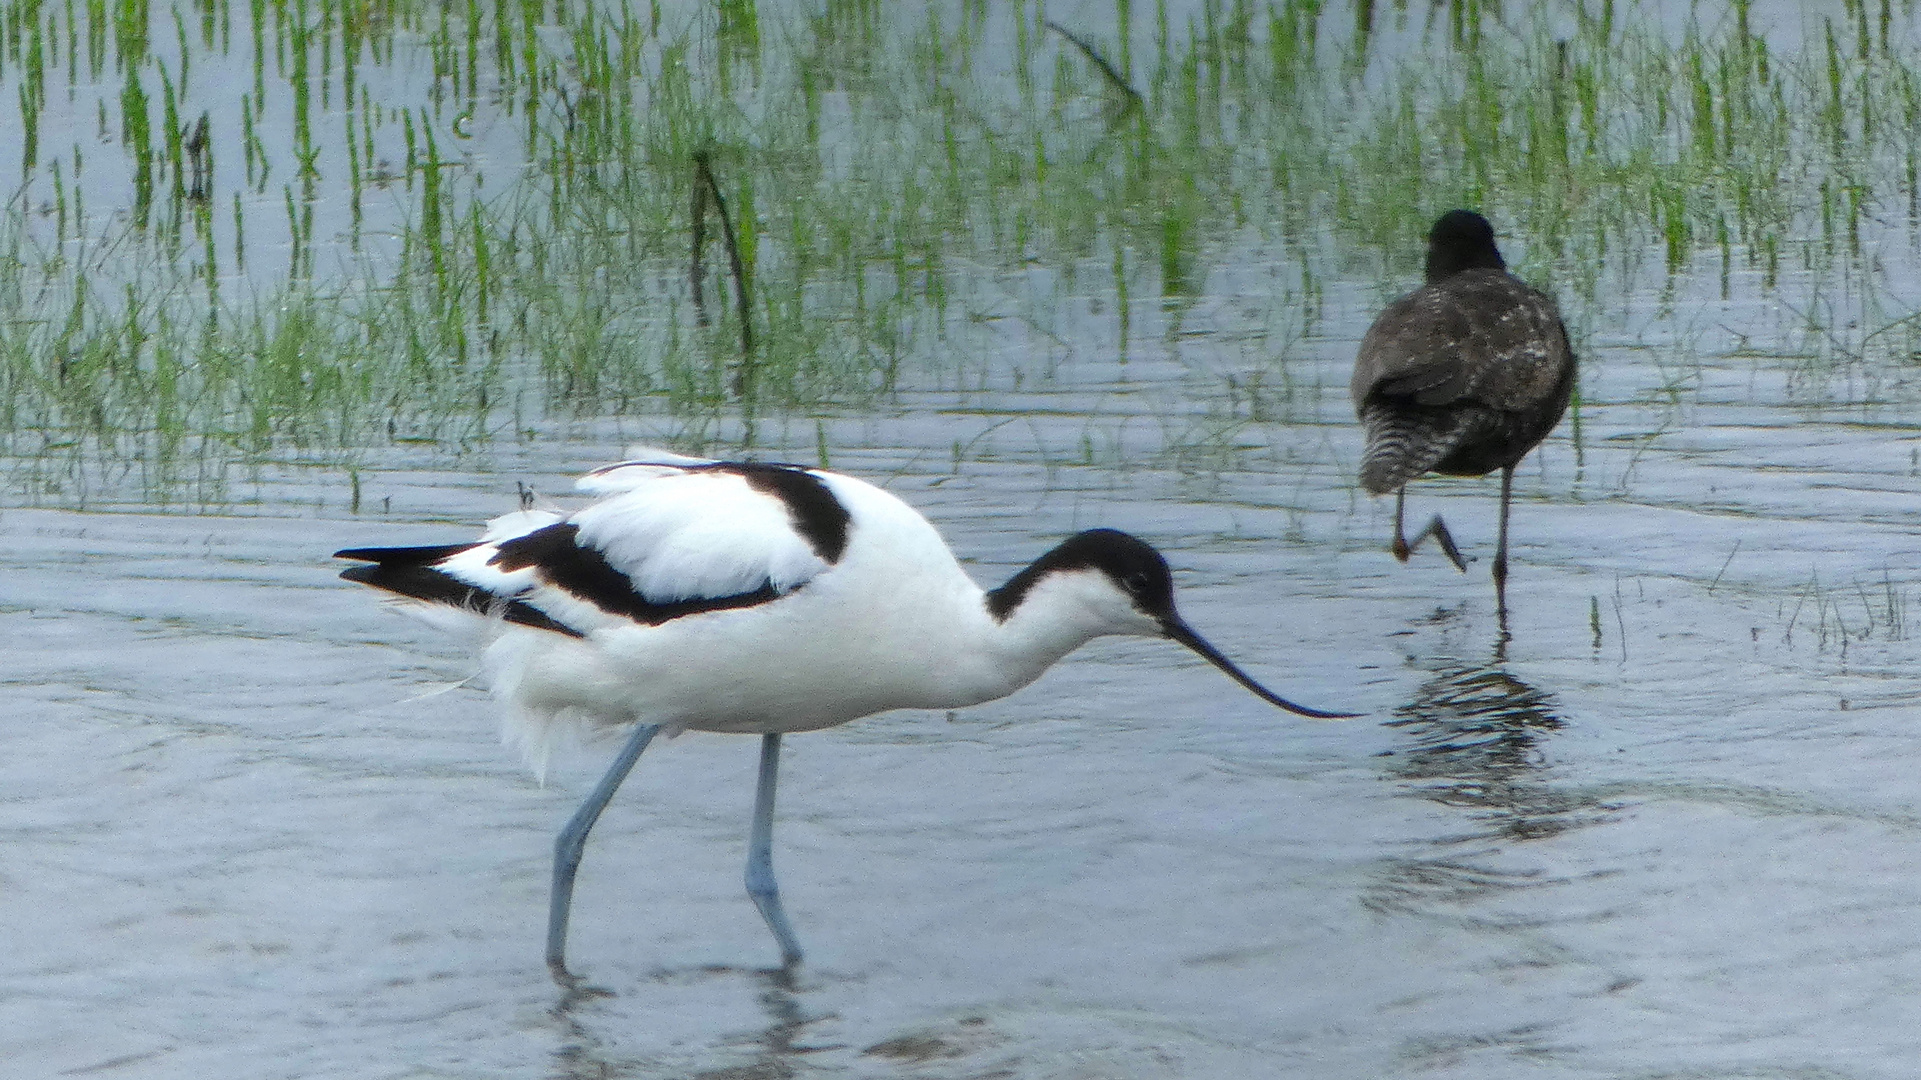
[11,243,1921,1078]
[11,0,1921,1077]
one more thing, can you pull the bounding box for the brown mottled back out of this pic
[1352,268,1575,495]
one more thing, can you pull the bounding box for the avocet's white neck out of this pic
[945,567,1162,705]
[744,476,1166,723]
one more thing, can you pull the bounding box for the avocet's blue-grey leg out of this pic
[745,733,804,967]
[547,721,661,983]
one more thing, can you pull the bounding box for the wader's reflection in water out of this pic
[1368,655,1619,918]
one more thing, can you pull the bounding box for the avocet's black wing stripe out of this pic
[711,463,851,563]
[334,546,586,637]
[491,522,784,626]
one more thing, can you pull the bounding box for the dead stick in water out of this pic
[690,159,710,328]
[186,114,211,201]
[691,150,755,394]
[1045,20,1143,108]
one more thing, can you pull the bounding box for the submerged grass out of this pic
[0,212,499,503]
[6,0,1921,503]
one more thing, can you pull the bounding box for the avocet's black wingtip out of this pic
[334,542,478,565]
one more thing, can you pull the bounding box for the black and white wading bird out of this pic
[1351,209,1577,615]
[335,450,1354,981]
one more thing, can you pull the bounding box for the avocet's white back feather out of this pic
[576,450,717,496]
[620,444,718,466]
[479,508,564,542]
[571,470,829,603]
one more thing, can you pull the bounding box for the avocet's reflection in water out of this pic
[552,966,837,1080]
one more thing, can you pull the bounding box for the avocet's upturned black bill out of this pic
[1351,209,1576,614]
[334,451,1354,981]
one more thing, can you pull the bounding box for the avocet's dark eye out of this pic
[1122,571,1151,594]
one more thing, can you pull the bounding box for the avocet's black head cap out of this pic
[987,528,1174,622]
[1069,528,1177,617]
[988,528,1359,719]
[1425,209,1505,283]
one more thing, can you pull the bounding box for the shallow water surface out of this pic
[10,291,1921,1077]
[9,1,1921,1078]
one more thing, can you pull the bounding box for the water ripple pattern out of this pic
[7,1,1921,1078]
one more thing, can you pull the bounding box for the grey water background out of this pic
[9,1,1921,1077]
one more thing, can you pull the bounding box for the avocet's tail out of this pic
[335,532,581,639]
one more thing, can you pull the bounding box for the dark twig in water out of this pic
[1707,540,1740,595]
[691,150,756,397]
[185,114,211,201]
[1045,21,1143,110]
[690,163,710,328]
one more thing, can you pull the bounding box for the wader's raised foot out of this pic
[1395,514,1468,572]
